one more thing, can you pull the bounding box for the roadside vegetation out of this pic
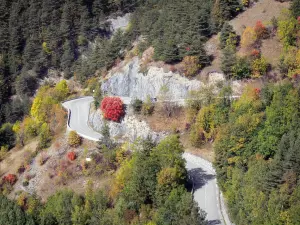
[1,135,207,225]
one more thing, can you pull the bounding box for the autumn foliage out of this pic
[182,56,200,77]
[251,49,261,58]
[241,27,257,48]
[254,21,268,39]
[68,131,81,147]
[3,174,17,185]
[100,97,124,122]
[67,151,76,161]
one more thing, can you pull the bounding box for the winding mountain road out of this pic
[62,97,231,225]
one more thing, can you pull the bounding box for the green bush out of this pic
[38,123,52,149]
[232,57,252,79]
[22,180,29,187]
[142,96,154,115]
[132,99,143,113]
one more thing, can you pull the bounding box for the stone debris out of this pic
[89,108,166,143]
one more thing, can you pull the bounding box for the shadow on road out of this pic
[188,168,215,190]
[207,219,222,225]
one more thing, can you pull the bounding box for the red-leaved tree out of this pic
[254,21,268,39]
[100,97,124,122]
[67,151,76,161]
[3,174,17,185]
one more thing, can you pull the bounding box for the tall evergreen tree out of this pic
[0,0,11,53]
[212,0,241,29]
[291,0,300,18]
[220,22,235,49]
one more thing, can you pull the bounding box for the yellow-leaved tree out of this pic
[277,9,299,48]
[110,156,136,199]
[182,56,200,77]
[54,80,69,101]
[241,27,257,49]
[30,95,56,123]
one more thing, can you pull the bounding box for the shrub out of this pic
[182,56,200,77]
[68,131,81,147]
[251,49,261,58]
[132,99,143,113]
[142,96,154,115]
[220,23,236,49]
[3,174,17,185]
[232,57,252,79]
[67,151,76,161]
[254,21,268,39]
[17,165,26,174]
[251,57,269,77]
[38,123,52,149]
[242,0,249,6]
[100,97,124,122]
[0,146,8,162]
[23,117,38,139]
[0,123,15,150]
[277,10,299,47]
[22,180,29,187]
[38,152,49,166]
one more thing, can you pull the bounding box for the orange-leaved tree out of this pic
[254,21,268,39]
[3,174,17,185]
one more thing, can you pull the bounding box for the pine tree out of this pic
[161,39,179,63]
[60,1,74,40]
[0,55,9,105]
[195,7,212,38]
[27,0,42,38]
[106,29,124,65]
[23,36,41,70]
[61,40,75,71]
[8,1,24,74]
[220,22,235,49]
[212,0,242,29]
[187,39,210,67]
[221,43,237,79]
[0,0,11,53]
[79,6,92,40]
[291,0,300,18]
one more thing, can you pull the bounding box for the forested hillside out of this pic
[0,0,141,126]
[0,0,244,127]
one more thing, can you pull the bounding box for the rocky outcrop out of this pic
[102,57,203,101]
[88,108,166,143]
[108,13,131,33]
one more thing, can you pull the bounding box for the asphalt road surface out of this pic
[62,97,229,225]
[62,96,101,141]
[183,153,224,225]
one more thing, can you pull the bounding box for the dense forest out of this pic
[0,0,141,127]
[0,0,244,127]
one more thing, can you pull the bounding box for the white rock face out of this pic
[208,72,225,84]
[102,57,203,101]
[108,13,131,33]
[89,109,166,143]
